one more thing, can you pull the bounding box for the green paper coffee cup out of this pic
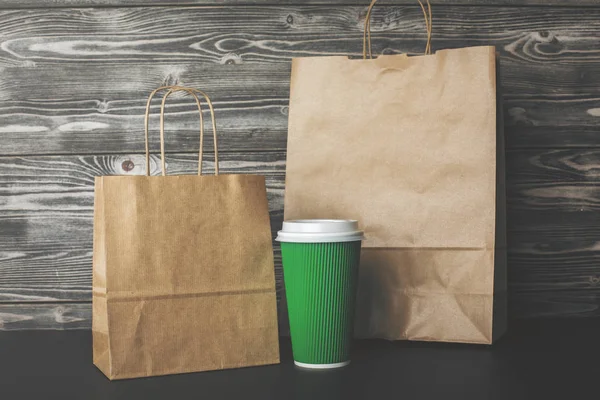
[277,220,364,369]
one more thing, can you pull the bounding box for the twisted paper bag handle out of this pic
[144,86,219,176]
[363,0,432,60]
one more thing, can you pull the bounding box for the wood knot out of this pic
[221,53,242,65]
[536,31,558,45]
[286,15,294,24]
[97,100,109,113]
[121,160,135,172]
[589,276,600,285]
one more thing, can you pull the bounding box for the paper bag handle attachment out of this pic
[144,86,219,177]
[363,0,432,60]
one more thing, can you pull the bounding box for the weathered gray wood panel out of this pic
[0,6,599,155]
[1,2,600,328]
[2,64,600,155]
[1,6,599,67]
[0,0,599,9]
[508,149,600,184]
[505,149,600,318]
[0,65,291,155]
[0,303,90,330]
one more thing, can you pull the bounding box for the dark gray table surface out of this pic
[1,319,598,399]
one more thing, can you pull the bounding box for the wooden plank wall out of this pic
[1,0,600,330]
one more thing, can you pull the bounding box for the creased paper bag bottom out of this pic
[354,248,505,344]
[93,291,279,380]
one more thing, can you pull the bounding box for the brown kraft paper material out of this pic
[93,87,280,379]
[284,7,506,344]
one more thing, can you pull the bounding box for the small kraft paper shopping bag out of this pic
[93,86,280,380]
[284,0,507,344]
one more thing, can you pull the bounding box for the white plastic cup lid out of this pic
[276,219,364,243]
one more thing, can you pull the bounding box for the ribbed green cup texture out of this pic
[281,241,361,365]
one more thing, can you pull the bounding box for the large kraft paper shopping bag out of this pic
[93,87,280,380]
[284,1,506,344]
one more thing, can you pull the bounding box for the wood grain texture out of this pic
[0,153,285,303]
[0,303,90,330]
[0,6,599,154]
[2,62,600,154]
[508,150,600,212]
[505,149,600,317]
[0,0,599,9]
[2,2,600,326]
[0,64,291,155]
[1,6,599,66]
